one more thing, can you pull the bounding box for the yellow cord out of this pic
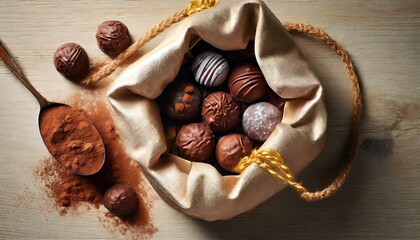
[186,0,219,15]
[234,149,307,194]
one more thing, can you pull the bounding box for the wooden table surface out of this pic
[1,0,419,239]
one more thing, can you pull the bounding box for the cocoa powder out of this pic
[39,105,105,176]
[36,96,157,239]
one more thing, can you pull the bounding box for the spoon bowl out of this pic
[0,41,105,176]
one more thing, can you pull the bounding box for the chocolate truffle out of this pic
[228,63,268,103]
[175,123,215,162]
[216,133,252,172]
[96,20,132,57]
[53,42,89,81]
[202,92,241,132]
[242,102,283,142]
[103,184,138,218]
[160,81,202,121]
[191,51,229,87]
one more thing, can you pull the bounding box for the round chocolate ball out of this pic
[96,20,132,57]
[175,123,215,162]
[242,102,283,142]
[228,63,268,103]
[103,184,138,218]
[53,42,89,81]
[216,133,252,172]
[160,81,202,121]
[191,51,229,87]
[202,91,241,132]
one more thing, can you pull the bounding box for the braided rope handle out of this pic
[236,23,362,201]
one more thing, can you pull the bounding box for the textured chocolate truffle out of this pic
[216,133,252,172]
[228,63,268,103]
[202,91,241,132]
[242,102,283,142]
[160,81,202,121]
[191,51,229,87]
[96,20,132,57]
[103,184,138,218]
[53,42,89,81]
[175,123,215,162]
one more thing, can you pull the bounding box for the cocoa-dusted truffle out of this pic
[103,184,138,218]
[53,42,89,81]
[175,123,215,162]
[96,20,132,57]
[216,133,252,172]
[228,63,268,103]
[202,91,240,132]
[242,102,283,142]
[160,81,202,121]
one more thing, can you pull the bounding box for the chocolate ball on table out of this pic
[216,133,252,172]
[53,42,89,81]
[96,20,132,57]
[103,184,138,218]
[191,51,229,87]
[160,81,202,121]
[228,63,268,103]
[242,102,283,142]
[202,91,241,132]
[175,123,215,162]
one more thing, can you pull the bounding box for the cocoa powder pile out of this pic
[39,105,105,176]
[36,97,157,239]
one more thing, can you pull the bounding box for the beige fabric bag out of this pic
[107,0,327,221]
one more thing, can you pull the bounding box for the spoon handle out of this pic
[0,40,50,108]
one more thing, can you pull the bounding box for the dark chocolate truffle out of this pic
[175,123,215,162]
[202,91,240,132]
[242,102,283,142]
[53,42,89,81]
[160,81,202,121]
[96,20,132,57]
[228,63,268,103]
[103,184,138,218]
[216,133,252,172]
[191,51,229,87]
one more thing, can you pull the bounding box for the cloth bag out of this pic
[107,0,327,221]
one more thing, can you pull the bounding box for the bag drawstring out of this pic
[83,0,362,201]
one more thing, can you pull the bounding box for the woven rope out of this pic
[235,23,362,201]
[285,22,362,201]
[82,0,218,85]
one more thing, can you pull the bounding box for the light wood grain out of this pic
[1,0,419,239]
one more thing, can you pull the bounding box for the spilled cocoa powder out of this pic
[35,95,157,239]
